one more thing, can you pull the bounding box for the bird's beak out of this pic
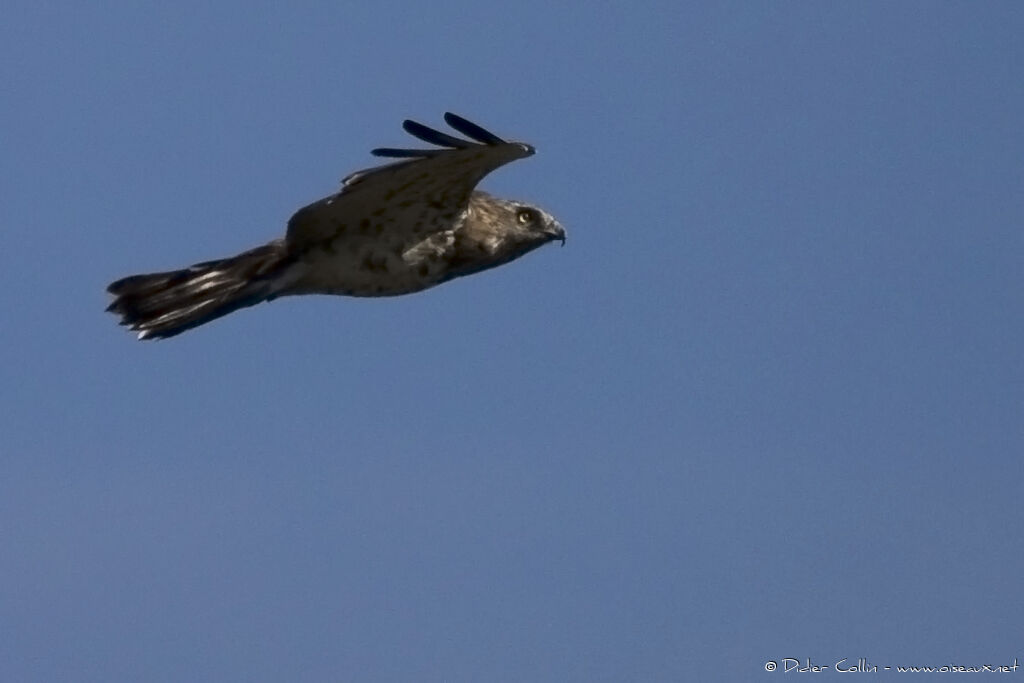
[546,221,566,246]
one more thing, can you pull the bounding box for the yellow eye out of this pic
[516,209,535,225]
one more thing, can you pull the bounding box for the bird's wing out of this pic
[285,113,534,251]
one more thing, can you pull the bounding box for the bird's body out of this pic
[107,113,564,339]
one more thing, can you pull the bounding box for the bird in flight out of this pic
[106,113,565,339]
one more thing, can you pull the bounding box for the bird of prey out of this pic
[106,112,565,339]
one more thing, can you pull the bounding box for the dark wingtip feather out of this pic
[402,119,472,149]
[443,113,506,145]
[370,147,443,158]
[366,113,523,162]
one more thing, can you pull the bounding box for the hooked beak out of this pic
[546,221,566,246]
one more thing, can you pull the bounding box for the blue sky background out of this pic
[2,2,1022,680]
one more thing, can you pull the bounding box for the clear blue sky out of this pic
[2,2,1022,680]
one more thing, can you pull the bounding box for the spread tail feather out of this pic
[107,241,289,339]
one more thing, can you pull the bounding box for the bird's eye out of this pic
[516,209,536,225]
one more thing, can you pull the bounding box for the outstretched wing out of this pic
[285,113,534,250]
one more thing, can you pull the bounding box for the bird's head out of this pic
[507,202,566,248]
[464,192,565,262]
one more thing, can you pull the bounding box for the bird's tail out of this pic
[106,241,290,340]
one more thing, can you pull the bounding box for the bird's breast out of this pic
[289,233,452,297]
